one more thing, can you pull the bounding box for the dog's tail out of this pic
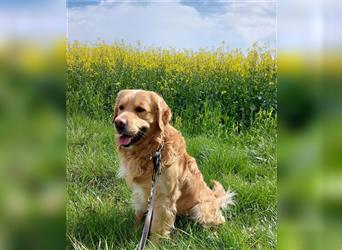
[211,180,235,209]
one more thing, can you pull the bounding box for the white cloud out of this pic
[221,3,276,46]
[67,2,276,50]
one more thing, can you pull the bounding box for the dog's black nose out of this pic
[114,118,126,132]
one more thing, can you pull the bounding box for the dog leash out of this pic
[137,143,163,250]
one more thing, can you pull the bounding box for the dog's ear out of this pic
[155,93,172,131]
[112,90,127,122]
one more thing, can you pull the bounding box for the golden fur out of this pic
[113,89,234,241]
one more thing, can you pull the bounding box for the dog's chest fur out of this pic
[118,153,154,187]
[118,152,172,213]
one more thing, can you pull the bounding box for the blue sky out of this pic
[67,0,277,50]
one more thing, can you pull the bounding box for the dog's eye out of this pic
[135,107,146,113]
[119,105,124,110]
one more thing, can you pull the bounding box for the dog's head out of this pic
[112,89,171,148]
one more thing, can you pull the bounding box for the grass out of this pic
[66,41,277,249]
[66,114,276,249]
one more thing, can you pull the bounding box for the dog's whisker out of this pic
[137,129,147,137]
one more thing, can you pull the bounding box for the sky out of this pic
[0,0,338,52]
[67,0,277,50]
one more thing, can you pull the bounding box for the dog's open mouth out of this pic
[118,128,147,147]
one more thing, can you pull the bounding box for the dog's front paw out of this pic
[133,211,145,229]
[149,231,171,245]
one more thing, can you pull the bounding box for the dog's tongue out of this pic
[119,135,132,146]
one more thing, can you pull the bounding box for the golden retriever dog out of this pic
[113,89,234,241]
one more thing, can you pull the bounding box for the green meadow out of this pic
[67,43,277,249]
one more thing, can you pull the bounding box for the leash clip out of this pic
[152,143,163,175]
